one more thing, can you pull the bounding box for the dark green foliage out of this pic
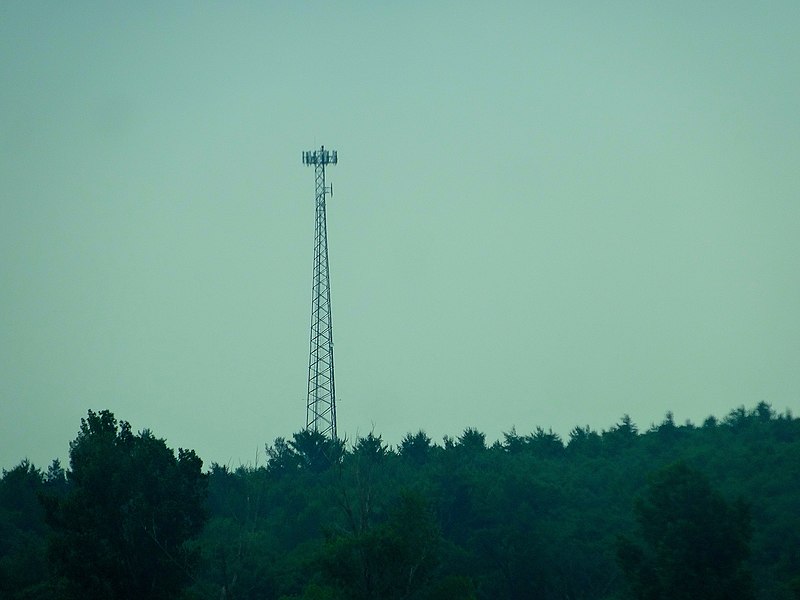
[314,492,440,599]
[456,427,486,453]
[527,427,565,457]
[399,431,434,465]
[2,403,799,599]
[617,462,754,599]
[425,575,476,600]
[46,410,207,600]
[603,414,639,454]
[266,437,303,475]
[567,424,603,454]
[502,426,565,457]
[353,432,389,463]
[286,429,345,473]
[0,460,47,534]
[0,460,52,599]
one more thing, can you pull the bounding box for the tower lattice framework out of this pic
[302,146,338,439]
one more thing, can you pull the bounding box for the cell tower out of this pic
[302,145,338,439]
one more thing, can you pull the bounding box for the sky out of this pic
[1,2,799,471]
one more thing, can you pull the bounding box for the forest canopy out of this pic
[1,402,799,600]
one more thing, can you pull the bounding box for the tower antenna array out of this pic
[302,145,338,439]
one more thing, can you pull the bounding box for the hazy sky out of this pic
[2,2,798,470]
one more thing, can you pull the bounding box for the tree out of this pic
[501,427,526,454]
[399,431,433,465]
[44,458,69,497]
[603,414,638,454]
[266,437,303,476]
[46,410,207,600]
[526,427,564,458]
[0,460,52,599]
[353,433,389,463]
[456,428,486,454]
[0,460,46,533]
[567,425,602,454]
[290,430,344,473]
[317,492,440,600]
[617,462,754,600]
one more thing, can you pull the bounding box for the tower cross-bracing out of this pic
[302,145,338,439]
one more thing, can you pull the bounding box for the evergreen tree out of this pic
[618,462,755,600]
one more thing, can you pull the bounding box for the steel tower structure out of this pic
[302,145,338,439]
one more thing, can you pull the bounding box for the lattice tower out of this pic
[301,145,338,439]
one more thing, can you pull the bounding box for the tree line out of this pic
[1,402,799,599]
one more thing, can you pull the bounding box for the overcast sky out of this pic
[2,2,798,470]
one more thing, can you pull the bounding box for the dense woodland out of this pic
[1,402,799,599]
